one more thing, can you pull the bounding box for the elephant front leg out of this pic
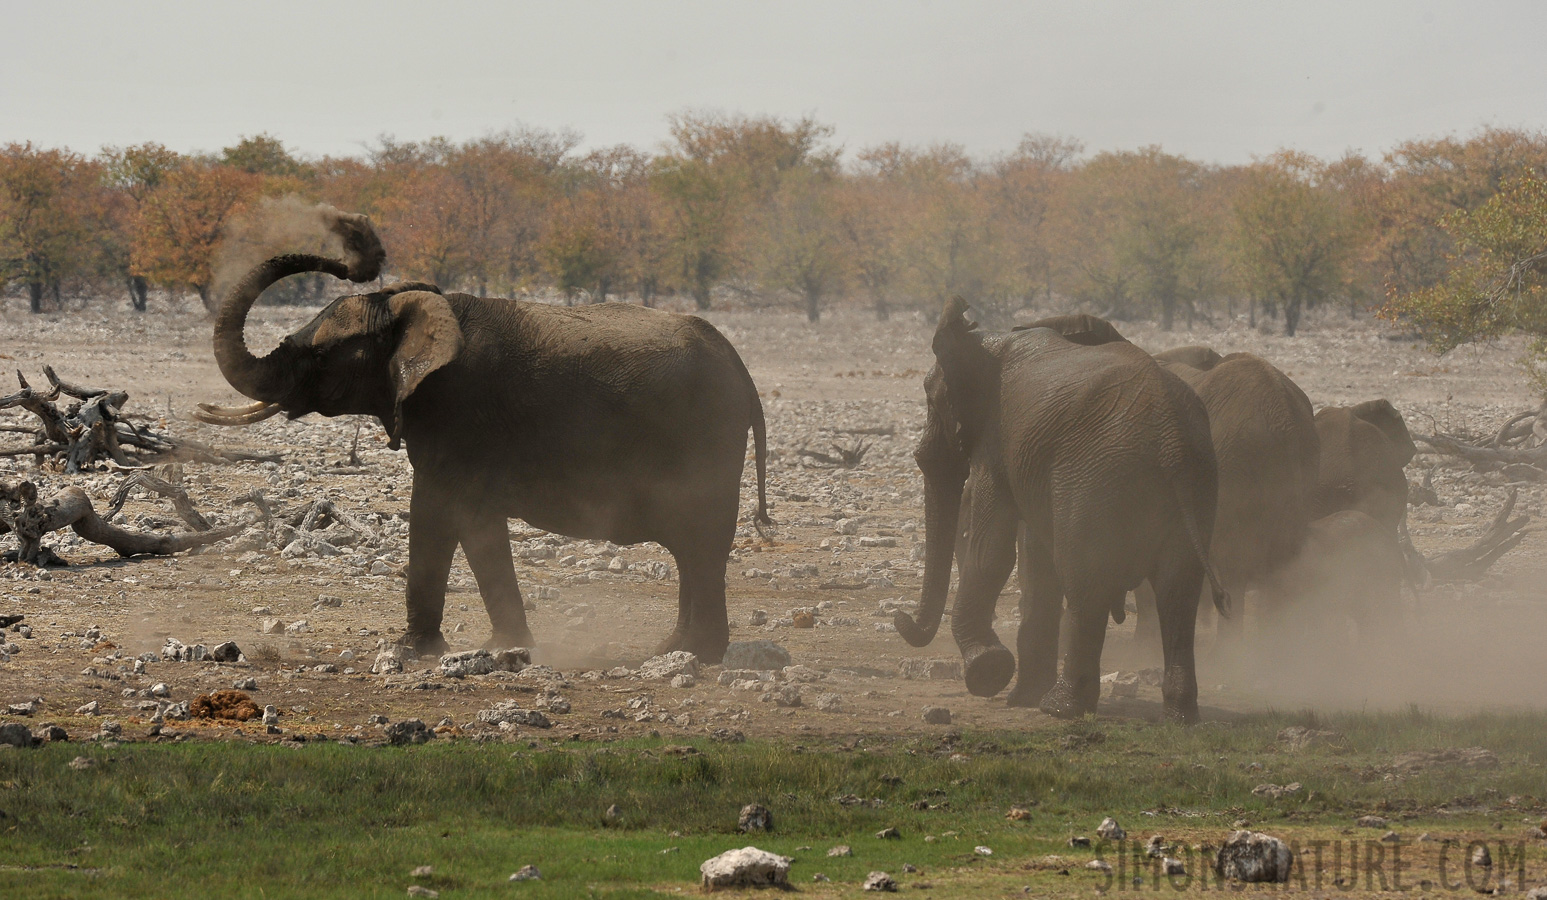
[951,468,1019,698]
[398,484,458,657]
[1153,566,1205,724]
[1007,528,1060,707]
[459,509,536,651]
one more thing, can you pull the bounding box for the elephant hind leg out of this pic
[1153,563,1205,724]
[459,509,535,650]
[1039,594,1115,719]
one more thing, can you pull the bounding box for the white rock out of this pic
[1097,817,1126,840]
[700,846,792,889]
[1214,830,1293,883]
[639,651,698,680]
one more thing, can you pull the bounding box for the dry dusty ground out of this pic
[1,294,1544,744]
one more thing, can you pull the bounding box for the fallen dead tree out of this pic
[1413,402,1547,482]
[1421,488,1534,582]
[0,477,242,566]
[0,367,279,472]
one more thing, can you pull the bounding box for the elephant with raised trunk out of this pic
[895,301,1226,723]
[198,207,769,662]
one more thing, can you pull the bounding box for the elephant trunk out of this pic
[213,206,387,401]
[213,253,349,401]
[895,472,964,647]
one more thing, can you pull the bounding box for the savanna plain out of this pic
[2,296,1545,897]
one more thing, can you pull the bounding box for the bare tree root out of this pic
[1414,403,1547,482]
[1422,488,1534,582]
[0,479,242,566]
[0,367,280,472]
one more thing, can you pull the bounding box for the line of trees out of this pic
[3,118,1546,340]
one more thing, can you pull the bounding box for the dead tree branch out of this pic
[1,479,242,566]
[1422,488,1534,582]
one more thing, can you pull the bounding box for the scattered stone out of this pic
[827,845,853,857]
[1390,747,1498,774]
[1356,815,1388,829]
[1472,844,1492,868]
[373,646,410,675]
[1525,888,1547,900]
[385,719,434,745]
[6,699,40,716]
[670,673,695,688]
[210,641,242,663]
[604,804,622,823]
[439,649,497,678]
[285,620,310,634]
[1085,859,1112,872]
[68,756,96,770]
[747,610,767,626]
[812,692,843,712]
[791,609,815,628]
[1276,726,1344,751]
[75,700,100,716]
[150,683,171,698]
[475,701,552,729]
[0,723,37,748]
[722,641,791,671]
[1006,807,1032,821]
[1163,857,1186,876]
[260,618,284,635]
[876,826,901,839]
[1251,782,1302,800]
[862,871,897,892]
[738,803,773,833]
[492,647,531,672]
[1097,817,1126,841]
[1146,835,1168,857]
[35,724,68,742]
[901,863,919,874]
[1381,830,1401,843]
[410,866,433,877]
[974,846,993,856]
[509,865,540,882]
[1068,836,1091,848]
[921,706,952,725]
[812,873,830,883]
[700,847,791,890]
[406,887,437,899]
[639,651,699,680]
[233,677,258,690]
[262,705,279,727]
[1215,831,1293,883]
[314,594,343,608]
[1100,671,1141,699]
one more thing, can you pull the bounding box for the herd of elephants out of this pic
[195,207,1417,725]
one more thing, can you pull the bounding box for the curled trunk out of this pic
[212,254,347,401]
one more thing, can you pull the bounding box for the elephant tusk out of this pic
[194,401,283,426]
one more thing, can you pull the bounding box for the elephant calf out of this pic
[199,208,768,663]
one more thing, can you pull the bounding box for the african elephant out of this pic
[1134,346,1321,639]
[197,208,769,662]
[895,300,1226,723]
[1260,509,1406,642]
[1311,400,1425,580]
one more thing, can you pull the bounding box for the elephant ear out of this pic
[385,291,464,445]
[931,297,1000,453]
[1350,399,1416,468]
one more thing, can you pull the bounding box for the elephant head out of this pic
[1348,398,1417,471]
[198,210,463,447]
[896,298,1000,651]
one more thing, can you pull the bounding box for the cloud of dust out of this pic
[1201,553,1547,714]
[210,195,356,305]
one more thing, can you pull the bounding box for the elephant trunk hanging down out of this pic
[200,207,769,663]
[895,300,1226,723]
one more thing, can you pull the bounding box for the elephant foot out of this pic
[483,628,536,652]
[1006,671,1055,708]
[653,630,728,665]
[396,630,449,658]
[963,645,1016,698]
[1039,679,1098,720]
[1161,665,1199,725]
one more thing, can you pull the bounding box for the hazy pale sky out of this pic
[5,1,1546,165]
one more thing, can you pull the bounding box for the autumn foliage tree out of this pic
[0,143,104,312]
[131,161,261,310]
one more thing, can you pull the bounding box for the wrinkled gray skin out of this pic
[1133,346,1321,641]
[1311,400,1426,583]
[202,212,769,662]
[895,301,1226,723]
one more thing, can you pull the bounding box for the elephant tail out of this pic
[1178,491,1231,618]
[728,345,774,536]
